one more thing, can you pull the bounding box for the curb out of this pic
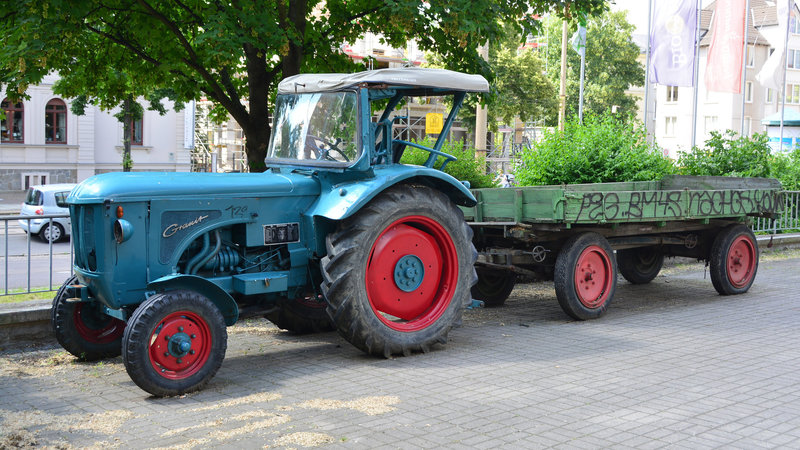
[1,234,799,348]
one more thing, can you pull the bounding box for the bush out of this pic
[400,137,497,188]
[677,131,773,178]
[512,114,675,186]
[771,147,800,190]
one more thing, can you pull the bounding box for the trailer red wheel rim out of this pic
[727,235,756,288]
[148,311,212,380]
[574,245,613,309]
[365,216,457,332]
[73,303,125,344]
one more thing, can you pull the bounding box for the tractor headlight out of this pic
[114,219,134,243]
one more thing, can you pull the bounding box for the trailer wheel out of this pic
[617,247,664,284]
[265,294,335,334]
[322,185,477,357]
[122,290,227,397]
[471,270,516,307]
[709,224,758,295]
[51,276,125,361]
[554,233,617,320]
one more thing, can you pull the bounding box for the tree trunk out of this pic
[122,95,132,172]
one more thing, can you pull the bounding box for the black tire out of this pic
[617,247,664,284]
[321,185,477,357]
[709,224,759,295]
[40,222,64,243]
[265,294,335,334]
[122,290,227,397]
[51,276,125,361]
[471,270,516,307]
[554,233,617,320]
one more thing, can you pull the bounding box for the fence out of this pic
[1,214,73,296]
[0,192,799,297]
[753,191,800,233]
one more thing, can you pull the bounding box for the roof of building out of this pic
[700,0,771,47]
[277,68,490,95]
[762,108,800,126]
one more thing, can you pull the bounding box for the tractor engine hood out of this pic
[68,172,318,204]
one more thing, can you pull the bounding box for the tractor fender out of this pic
[309,165,477,222]
[148,274,239,326]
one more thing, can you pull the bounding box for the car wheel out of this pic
[40,223,64,243]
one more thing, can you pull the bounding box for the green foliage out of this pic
[542,11,644,124]
[677,131,773,178]
[513,114,675,186]
[678,131,800,190]
[1,0,606,170]
[492,43,558,125]
[771,148,800,190]
[400,137,496,188]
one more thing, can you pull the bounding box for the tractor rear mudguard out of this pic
[309,165,477,222]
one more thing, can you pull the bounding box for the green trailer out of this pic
[463,175,783,320]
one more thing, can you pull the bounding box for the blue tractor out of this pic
[52,68,485,396]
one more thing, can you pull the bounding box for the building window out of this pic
[45,98,67,144]
[786,84,800,104]
[792,13,800,34]
[743,116,752,136]
[666,86,679,102]
[704,115,719,134]
[665,116,677,137]
[130,117,143,145]
[745,81,754,103]
[766,88,774,103]
[1,98,24,143]
[788,49,800,69]
[747,45,755,67]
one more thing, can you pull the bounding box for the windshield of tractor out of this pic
[267,91,359,166]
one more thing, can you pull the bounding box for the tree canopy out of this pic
[1,0,606,171]
[542,10,643,124]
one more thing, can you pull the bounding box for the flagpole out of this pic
[780,0,790,151]
[691,0,702,149]
[740,0,751,136]
[644,0,653,141]
[578,50,585,123]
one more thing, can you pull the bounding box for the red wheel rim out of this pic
[365,216,458,332]
[727,235,756,288]
[573,245,613,309]
[148,311,212,380]
[73,303,125,344]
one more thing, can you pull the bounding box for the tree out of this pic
[1,0,606,171]
[542,10,643,124]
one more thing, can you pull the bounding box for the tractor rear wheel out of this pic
[322,185,477,357]
[265,294,335,334]
[51,276,125,361]
[122,290,227,397]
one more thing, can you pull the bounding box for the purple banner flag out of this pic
[650,0,697,86]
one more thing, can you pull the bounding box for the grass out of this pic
[0,289,57,304]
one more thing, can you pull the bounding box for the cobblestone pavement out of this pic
[1,253,799,449]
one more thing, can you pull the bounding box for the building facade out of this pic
[0,74,193,190]
[654,0,800,158]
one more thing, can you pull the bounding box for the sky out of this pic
[610,0,718,35]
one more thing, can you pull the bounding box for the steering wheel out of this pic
[305,134,350,162]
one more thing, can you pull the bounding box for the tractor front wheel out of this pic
[265,294,335,334]
[322,185,477,357]
[122,290,227,397]
[51,276,125,361]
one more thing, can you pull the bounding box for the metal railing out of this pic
[753,191,800,233]
[1,214,73,296]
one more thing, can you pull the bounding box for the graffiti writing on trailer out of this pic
[573,190,777,222]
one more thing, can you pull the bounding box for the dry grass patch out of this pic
[296,395,400,416]
[273,432,334,448]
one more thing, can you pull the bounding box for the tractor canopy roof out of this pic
[278,68,489,96]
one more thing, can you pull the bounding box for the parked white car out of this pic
[18,183,77,242]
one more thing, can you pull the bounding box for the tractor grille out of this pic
[71,205,97,272]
